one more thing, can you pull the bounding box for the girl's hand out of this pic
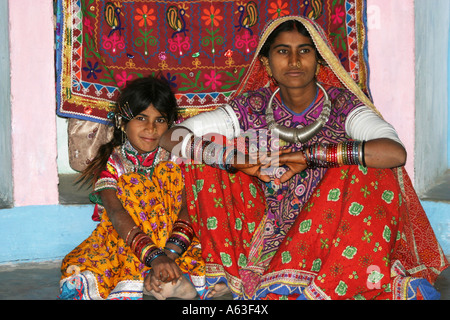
[144,269,163,293]
[150,255,183,284]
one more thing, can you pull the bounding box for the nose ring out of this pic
[290,61,301,68]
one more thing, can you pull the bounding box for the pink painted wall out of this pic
[7,0,415,206]
[367,0,416,178]
[9,0,59,206]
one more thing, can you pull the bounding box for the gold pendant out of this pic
[279,139,289,147]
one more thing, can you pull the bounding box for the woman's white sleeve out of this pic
[345,106,404,146]
[174,104,240,139]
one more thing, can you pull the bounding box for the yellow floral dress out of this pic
[59,145,204,300]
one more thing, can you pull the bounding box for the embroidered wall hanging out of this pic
[55,0,371,125]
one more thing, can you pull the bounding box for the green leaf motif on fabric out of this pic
[192,179,204,200]
[220,252,233,267]
[281,251,292,264]
[311,258,322,272]
[214,197,223,208]
[207,216,218,230]
[340,169,349,180]
[342,246,357,259]
[348,202,364,216]
[235,218,242,231]
[358,165,368,174]
[247,222,255,234]
[362,230,373,243]
[360,185,371,198]
[249,183,257,198]
[367,270,384,284]
[327,188,341,201]
[335,281,348,296]
[381,190,394,204]
[238,253,247,267]
[299,219,312,234]
[383,225,391,242]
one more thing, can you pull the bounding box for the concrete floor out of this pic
[0,259,448,300]
[0,174,445,300]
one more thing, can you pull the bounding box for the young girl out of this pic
[59,75,205,300]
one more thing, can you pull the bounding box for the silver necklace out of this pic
[265,82,332,144]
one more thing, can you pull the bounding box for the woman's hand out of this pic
[231,151,275,182]
[270,148,308,183]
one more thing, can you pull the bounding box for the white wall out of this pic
[9,0,59,206]
[0,0,13,206]
[57,117,77,174]
[414,0,450,195]
[367,0,416,179]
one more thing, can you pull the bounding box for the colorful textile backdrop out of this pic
[55,0,371,124]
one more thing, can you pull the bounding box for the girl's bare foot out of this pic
[206,282,230,298]
[144,276,197,300]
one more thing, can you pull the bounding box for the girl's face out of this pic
[124,104,169,154]
[261,29,318,90]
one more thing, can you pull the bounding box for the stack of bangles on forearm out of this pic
[303,140,366,168]
[183,134,238,173]
[166,220,195,257]
[126,220,194,267]
[182,135,366,170]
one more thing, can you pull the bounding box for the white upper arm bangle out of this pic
[175,104,240,139]
[345,106,404,147]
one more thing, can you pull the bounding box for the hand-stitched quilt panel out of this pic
[55,0,370,124]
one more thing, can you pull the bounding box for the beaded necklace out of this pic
[118,140,167,178]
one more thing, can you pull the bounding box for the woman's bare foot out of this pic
[206,282,230,298]
[144,276,198,300]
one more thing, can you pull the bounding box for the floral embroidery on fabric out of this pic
[56,0,370,123]
[60,162,205,299]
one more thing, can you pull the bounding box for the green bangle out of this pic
[165,247,181,257]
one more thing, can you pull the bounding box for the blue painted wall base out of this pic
[0,202,448,265]
[421,200,450,255]
[0,204,97,264]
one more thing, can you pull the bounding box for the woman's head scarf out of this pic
[234,16,382,118]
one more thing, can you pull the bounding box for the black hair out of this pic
[117,75,178,128]
[259,20,324,63]
[78,75,178,185]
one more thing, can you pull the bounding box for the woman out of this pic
[160,17,448,300]
[59,76,204,300]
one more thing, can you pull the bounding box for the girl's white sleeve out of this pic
[345,106,404,146]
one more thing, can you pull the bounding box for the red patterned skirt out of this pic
[184,164,448,300]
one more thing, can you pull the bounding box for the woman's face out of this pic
[124,104,169,154]
[261,29,318,90]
